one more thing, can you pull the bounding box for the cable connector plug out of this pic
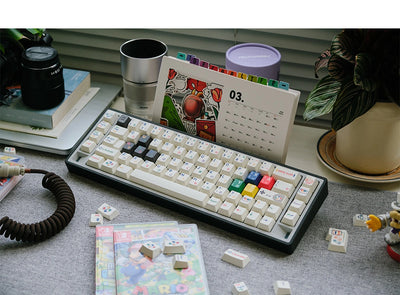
[0,164,25,177]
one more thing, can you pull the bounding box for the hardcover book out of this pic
[0,68,90,129]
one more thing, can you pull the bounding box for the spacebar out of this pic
[129,169,208,207]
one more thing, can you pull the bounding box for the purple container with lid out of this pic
[225,43,281,79]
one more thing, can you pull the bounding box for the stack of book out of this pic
[95,222,209,295]
[0,68,97,139]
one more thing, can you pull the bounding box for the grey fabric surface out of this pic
[0,147,398,295]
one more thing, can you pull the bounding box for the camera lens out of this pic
[21,46,64,109]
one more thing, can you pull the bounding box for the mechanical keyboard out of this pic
[66,108,328,254]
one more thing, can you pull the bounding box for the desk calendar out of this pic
[152,56,300,164]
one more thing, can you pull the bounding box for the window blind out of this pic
[47,28,340,128]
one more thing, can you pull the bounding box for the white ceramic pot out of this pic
[335,102,400,175]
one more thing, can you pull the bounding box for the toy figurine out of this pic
[366,192,400,262]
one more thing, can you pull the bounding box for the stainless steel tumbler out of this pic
[120,39,168,119]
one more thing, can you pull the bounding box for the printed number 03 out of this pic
[229,90,243,102]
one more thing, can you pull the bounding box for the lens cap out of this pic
[21,46,60,68]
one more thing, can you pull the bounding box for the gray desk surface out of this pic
[0,147,399,295]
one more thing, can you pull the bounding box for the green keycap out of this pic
[229,179,246,193]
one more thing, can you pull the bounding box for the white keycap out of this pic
[126,130,141,144]
[163,239,185,254]
[353,214,369,227]
[204,170,220,184]
[161,129,176,141]
[205,196,222,212]
[246,157,261,171]
[217,174,232,187]
[218,201,235,217]
[139,160,155,172]
[233,153,248,167]
[232,282,250,295]
[188,177,203,190]
[209,145,223,159]
[164,168,179,181]
[180,162,195,174]
[208,158,223,172]
[129,156,144,169]
[231,206,249,222]
[289,199,305,215]
[273,280,291,295]
[184,137,198,149]
[96,121,111,133]
[176,172,190,185]
[272,166,301,186]
[265,204,282,220]
[150,125,164,138]
[213,186,229,201]
[172,146,187,159]
[252,200,268,215]
[302,175,318,192]
[168,157,183,170]
[244,211,261,227]
[128,118,141,130]
[256,189,288,209]
[149,138,163,152]
[101,159,118,174]
[80,140,96,153]
[200,181,216,195]
[161,142,175,155]
[102,110,118,123]
[87,154,105,169]
[327,229,348,253]
[89,213,103,226]
[172,133,186,144]
[196,154,211,167]
[172,254,189,269]
[151,164,166,176]
[221,162,236,176]
[117,152,133,165]
[221,149,235,163]
[103,135,119,147]
[192,165,207,178]
[89,130,104,144]
[115,164,133,179]
[97,203,119,220]
[140,241,162,259]
[183,150,199,163]
[281,210,300,226]
[272,180,294,197]
[326,228,347,241]
[129,169,208,207]
[233,167,248,180]
[239,195,255,210]
[96,145,120,161]
[221,248,250,268]
[226,191,242,205]
[295,186,312,203]
[139,122,153,134]
[156,153,171,166]
[258,216,275,232]
[110,125,128,139]
[197,141,211,153]
[259,161,274,176]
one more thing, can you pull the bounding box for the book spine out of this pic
[0,109,53,129]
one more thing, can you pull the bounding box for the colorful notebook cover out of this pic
[95,221,178,295]
[113,224,209,295]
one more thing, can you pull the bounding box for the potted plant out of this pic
[303,29,400,175]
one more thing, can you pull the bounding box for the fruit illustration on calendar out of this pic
[160,68,223,141]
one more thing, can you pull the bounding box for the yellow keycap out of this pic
[242,183,259,198]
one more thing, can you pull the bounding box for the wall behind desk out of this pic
[48,28,340,128]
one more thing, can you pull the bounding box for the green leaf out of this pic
[354,53,377,92]
[330,31,357,63]
[303,76,341,121]
[314,49,331,78]
[328,54,354,82]
[332,80,377,130]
